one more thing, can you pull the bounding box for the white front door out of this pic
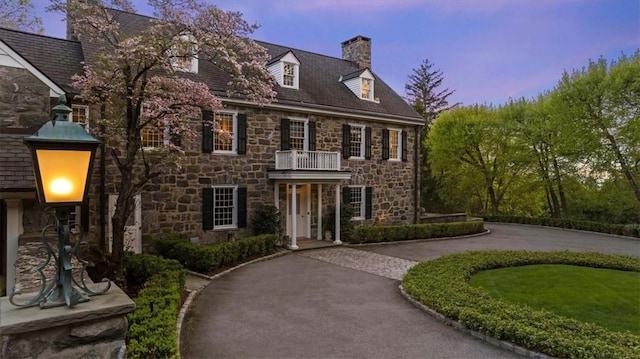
[286,184,310,238]
[108,194,142,253]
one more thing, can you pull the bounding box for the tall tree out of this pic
[405,59,458,212]
[0,0,43,33]
[49,0,276,283]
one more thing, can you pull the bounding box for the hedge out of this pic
[125,253,185,359]
[155,234,278,273]
[484,215,640,238]
[349,221,485,244]
[402,251,640,359]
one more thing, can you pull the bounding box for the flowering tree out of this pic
[48,0,276,283]
[0,0,43,33]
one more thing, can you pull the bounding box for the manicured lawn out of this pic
[470,264,640,334]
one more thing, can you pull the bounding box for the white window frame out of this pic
[289,117,309,151]
[170,34,198,73]
[349,124,366,159]
[212,185,238,229]
[141,120,169,151]
[388,128,402,161]
[349,185,366,220]
[213,111,238,154]
[282,61,299,89]
[71,105,89,130]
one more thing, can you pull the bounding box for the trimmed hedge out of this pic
[155,234,278,273]
[403,251,640,359]
[125,254,185,359]
[485,215,640,238]
[349,221,485,244]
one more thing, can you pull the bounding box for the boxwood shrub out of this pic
[484,215,639,238]
[402,251,640,359]
[124,253,185,359]
[155,234,278,273]
[350,221,485,244]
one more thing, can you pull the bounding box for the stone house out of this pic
[0,9,424,295]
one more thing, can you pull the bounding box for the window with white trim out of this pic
[141,122,168,150]
[267,52,300,89]
[283,62,296,87]
[72,105,89,129]
[170,34,198,73]
[214,112,237,153]
[350,125,365,159]
[388,128,401,160]
[290,119,307,151]
[213,186,237,228]
[361,78,372,100]
[349,186,366,219]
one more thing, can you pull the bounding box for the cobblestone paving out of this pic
[297,247,418,280]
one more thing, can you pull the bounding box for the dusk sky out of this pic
[34,0,639,106]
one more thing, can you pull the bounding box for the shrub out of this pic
[484,215,639,238]
[155,234,278,273]
[324,203,355,240]
[125,253,185,359]
[250,204,281,236]
[402,251,640,359]
[349,221,485,244]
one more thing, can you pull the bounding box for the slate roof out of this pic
[0,28,84,94]
[0,134,35,191]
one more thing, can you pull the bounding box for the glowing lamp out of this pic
[24,95,100,207]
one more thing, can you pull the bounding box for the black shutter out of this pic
[342,124,351,159]
[237,187,247,228]
[237,113,247,154]
[308,121,316,151]
[401,130,408,161]
[342,186,351,205]
[202,188,214,230]
[365,127,372,160]
[81,204,90,233]
[281,119,290,150]
[365,187,373,219]
[170,129,181,147]
[382,129,389,160]
[202,110,214,153]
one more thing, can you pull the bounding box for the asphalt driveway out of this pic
[180,223,639,359]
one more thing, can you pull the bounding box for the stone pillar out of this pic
[0,284,135,359]
[4,199,22,296]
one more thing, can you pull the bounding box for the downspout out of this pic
[99,103,106,252]
[413,125,421,224]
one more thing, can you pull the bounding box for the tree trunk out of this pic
[487,185,499,215]
[552,157,568,217]
[604,131,640,202]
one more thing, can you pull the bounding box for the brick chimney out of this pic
[341,35,371,69]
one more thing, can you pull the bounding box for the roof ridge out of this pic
[0,26,79,44]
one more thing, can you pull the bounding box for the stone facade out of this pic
[0,67,50,129]
[341,36,372,70]
[94,104,420,244]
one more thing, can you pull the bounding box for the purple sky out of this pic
[35,0,639,106]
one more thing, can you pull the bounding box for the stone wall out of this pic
[0,67,50,129]
[95,104,420,244]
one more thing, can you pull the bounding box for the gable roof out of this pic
[0,27,84,94]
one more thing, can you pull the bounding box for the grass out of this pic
[470,264,640,335]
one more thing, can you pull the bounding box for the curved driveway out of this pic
[180,224,640,358]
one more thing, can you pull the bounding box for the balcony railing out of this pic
[275,150,341,171]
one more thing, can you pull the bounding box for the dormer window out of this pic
[341,68,377,102]
[267,51,300,89]
[170,34,198,73]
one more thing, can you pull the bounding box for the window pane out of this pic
[141,124,164,148]
[290,120,305,150]
[361,79,371,99]
[72,106,88,128]
[350,126,362,157]
[214,113,235,151]
[350,187,363,217]
[283,62,295,87]
[389,130,399,159]
[214,187,235,226]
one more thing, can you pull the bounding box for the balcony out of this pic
[275,150,341,171]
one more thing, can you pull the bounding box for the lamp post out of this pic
[11,95,110,308]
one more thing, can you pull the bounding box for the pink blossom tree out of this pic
[48,0,276,283]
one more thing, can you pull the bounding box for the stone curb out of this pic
[175,249,291,355]
[345,229,491,247]
[486,222,640,241]
[398,285,553,359]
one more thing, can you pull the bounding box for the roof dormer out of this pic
[267,51,300,89]
[170,33,198,74]
[340,68,377,102]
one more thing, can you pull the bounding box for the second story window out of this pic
[141,123,166,150]
[388,129,401,160]
[289,119,306,151]
[342,124,371,160]
[350,125,365,159]
[72,105,89,129]
[382,128,407,161]
[214,112,236,153]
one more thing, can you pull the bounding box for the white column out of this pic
[274,183,280,210]
[290,183,298,249]
[5,199,23,295]
[316,184,323,240]
[334,184,342,244]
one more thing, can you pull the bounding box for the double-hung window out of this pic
[283,62,296,87]
[382,128,407,161]
[289,119,307,151]
[388,129,401,161]
[342,186,373,220]
[202,186,247,230]
[342,124,370,159]
[349,125,365,159]
[214,112,237,153]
